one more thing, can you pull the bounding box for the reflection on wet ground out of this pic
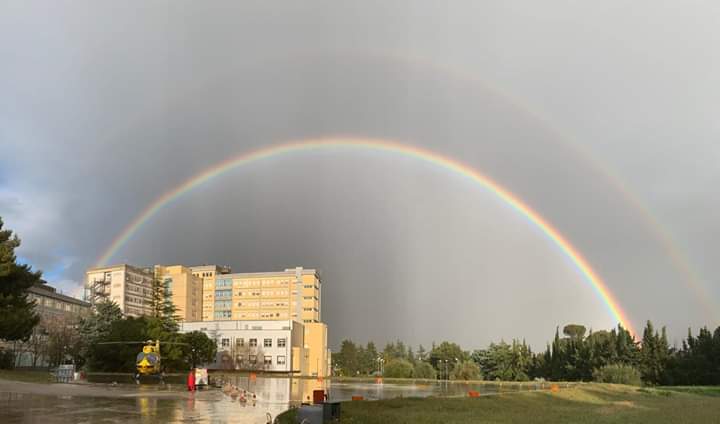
[0,390,279,424]
[0,376,553,423]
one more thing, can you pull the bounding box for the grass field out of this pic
[279,384,720,424]
[0,369,54,384]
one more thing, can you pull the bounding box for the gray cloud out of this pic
[1,0,718,349]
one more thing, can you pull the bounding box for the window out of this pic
[236,338,244,347]
[264,338,272,348]
[264,355,272,365]
[214,300,232,309]
[215,289,232,299]
[216,279,232,288]
[214,310,232,319]
[278,338,286,348]
[249,338,257,347]
[221,338,230,348]
[249,355,257,364]
[277,355,286,365]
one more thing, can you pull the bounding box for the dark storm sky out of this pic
[1,1,718,349]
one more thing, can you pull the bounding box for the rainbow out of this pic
[96,137,635,335]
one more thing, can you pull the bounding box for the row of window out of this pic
[29,294,86,313]
[214,311,232,319]
[194,272,215,278]
[230,280,290,287]
[235,354,286,366]
[220,337,287,348]
[215,289,232,299]
[214,300,232,310]
[216,279,232,288]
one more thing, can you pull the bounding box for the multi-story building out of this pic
[28,283,92,320]
[194,267,329,376]
[85,264,154,317]
[190,265,232,321]
[154,265,203,322]
[10,283,91,367]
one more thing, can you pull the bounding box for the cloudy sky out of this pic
[1,1,718,350]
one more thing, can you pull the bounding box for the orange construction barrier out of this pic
[351,395,364,401]
[550,384,560,393]
[468,391,480,398]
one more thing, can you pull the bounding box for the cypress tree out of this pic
[0,217,42,343]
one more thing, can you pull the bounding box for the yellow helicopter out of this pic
[98,339,187,382]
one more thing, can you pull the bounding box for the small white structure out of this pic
[180,320,305,373]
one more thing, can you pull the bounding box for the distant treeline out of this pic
[332,321,720,386]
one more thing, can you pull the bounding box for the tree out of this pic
[20,320,49,368]
[473,340,532,381]
[78,300,123,367]
[88,316,149,372]
[429,341,468,378]
[45,315,82,368]
[182,331,216,368]
[417,345,428,362]
[413,361,437,379]
[383,358,414,378]
[563,324,587,340]
[451,360,482,381]
[0,218,42,342]
[640,321,669,385]
[360,342,379,375]
[335,340,360,376]
[148,276,180,332]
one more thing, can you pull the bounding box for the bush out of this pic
[383,359,414,378]
[592,364,642,386]
[451,361,482,381]
[0,349,15,370]
[413,361,437,379]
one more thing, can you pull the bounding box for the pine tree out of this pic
[0,217,42,343]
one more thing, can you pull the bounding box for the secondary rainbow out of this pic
[96,137,635,335]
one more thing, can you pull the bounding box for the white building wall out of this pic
[181,320,303,373]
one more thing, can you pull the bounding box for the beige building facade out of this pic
[154,265,203,322]
[202,267,321,323]
[190,265,232,321]
[85,264,154,317]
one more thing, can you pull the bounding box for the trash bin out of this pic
[323,402,341,421]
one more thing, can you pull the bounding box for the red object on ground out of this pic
[351,395,364,401]
[468,391,480,398]
[187,369,196,391]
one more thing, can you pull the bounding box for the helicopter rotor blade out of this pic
[96,341,148,345]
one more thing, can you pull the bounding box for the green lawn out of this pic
[657,386,720,397]
[0,369,54,384]
[279,384,720,424]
